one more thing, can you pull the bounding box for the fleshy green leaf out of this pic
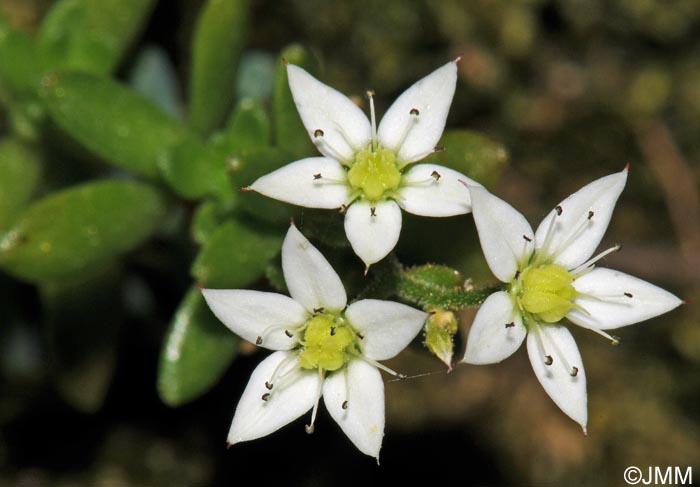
[192,217,282,289]
[0,138,42,233]
[38,0,157,75]
[424,129,508,188]
[273,44,318,159]
[40,71,191,178]
[158,287,239,406]
[159,136,221,200]
[189,0,250,135]
[0,20,43,98]
[397,264,498,309]
[192,199,231,245]
[213,97,271,155]
[41,264,122,413]
[0,180,166,282]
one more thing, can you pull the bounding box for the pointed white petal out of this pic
[201,289,307,350]
[344,200,402,267]
[227,351,320,444]
[397,164,480,217]
[526,325,587,429]
[323,359,384,459]
[287,64,371,162]
[345,299,427,361]
[282,225,347,312]
[377,60,458,164]
[249,157,351,209]
[469,186,534,282]
[463,291,526,364]
[535,168,628,269]
[568,267,683,330]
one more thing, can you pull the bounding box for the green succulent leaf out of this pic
[273,44,319,159]
[192,216,282,289]
[40,71,190,178]
[157,286,239,407]
[38,0,157,75]
[159,135,227,200]
[424,129,508,188]
[0,20,43,98]
[0,138,42,233]
[213,97,271,155]
[189,0,250,135]
[191,199,232,245]
[0,180,166,282]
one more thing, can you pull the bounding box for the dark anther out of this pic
[357,332,364,340]
[410,108,420,116]
[555,205,563,216]
[366,89,375,98]
[339,204,348,214]
[397,373,408,380]
[256,336,263,345]
[570,366,579,377]
[624,292,633,298]
[523,235,532,242]
[505,322,515,328]
[431,170,441,181]
[611,336,621,346]
[342,401,349,410]
[284,330,294,338]
[434,145,445,152]
[588,210,594,220]
[313,173,322,180]
[305,425,315,434]
[330,326,337,336]
[515,270,521,280]
[313,307,325,314]
[544,355,554,366]
[262,393,271,401]
[265,382,273,390]
[370,207,377,217]
[313,129,324,138]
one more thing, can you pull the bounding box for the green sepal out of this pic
[0,138,42,233]
[157,286,239,407]
[0,180,166,282]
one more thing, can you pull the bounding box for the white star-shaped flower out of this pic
[247,57,480,269]
[200,224,427,459]
[461,167,683,431]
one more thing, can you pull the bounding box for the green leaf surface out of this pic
[158,287,239,406]
[41,264,122,413]
[189,0,249,135]
[214,97,271,155]
[192,217,282,289]
[0,180,166,282]
[0,138,42,233]
[0,20,43,98]
[192,199,230,245]
[128,44,183,119]
[40,71,190,178]
[38,0,156,75]
[424,129,508,188]
[273,44,318,159]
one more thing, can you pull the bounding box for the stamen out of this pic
[624,292,633,298]
[535,207,562,263]
[256,336,263,345]
[367,90,377,150]
[264,353,299,394]
[342,400,349,409]
[313,307,325,314]
[570,366,579,377]
[265,381,273,390]
[261,393,270,401]
[357,332,364,340]
[330,326,336,336]
[409,107,420,116]
[555,205,563,216]
[285,330,294,338]
[545,355,554,366]
[314,129,324,138]
[523,235,532,242]
[587,210,594,220]
[359,355,407,379]
[305,368,325,434]
[339,204,348,214]
[434,145,445,152]
[570,244,621,276]
[567,310,621,344]
[313,173,322,180]
[548,208,596,260]
[370,207,377,217]
[431,170,441,181]
[312,132,352,166]
[257,321,302,346]
[393,108,421,168]
[505,322,515,328]
[540,326,576,375]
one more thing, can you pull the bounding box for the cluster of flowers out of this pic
[200,58,682,460]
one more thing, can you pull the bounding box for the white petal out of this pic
[345,299,427,361]
[282,224,347,312]
[227,351,320,444]
[397,164,480,217]
[377,60,458,164]
[201,289,307,350]
[535,168,627,269]
[469,186,534,282]
[462,291,526,364]
[287,64,371,162]
[344,200,402,267]
[568,267,683,330]
[323,359,384,459]
[249,157,351,209]
[526,325,587,429]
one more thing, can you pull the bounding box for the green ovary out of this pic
[298,314,355,371]
[519,264,577,323]
[347,147,401,201]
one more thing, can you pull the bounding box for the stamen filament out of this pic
[313,135,352,166]
[358,355,407,379]
[570,244,621,276]
[367,90,377,151]
[305,368,325,434]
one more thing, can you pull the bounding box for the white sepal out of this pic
[345,299,427,361]
[463,291,526,364]
[323,359,385,460]
[397,164,478,217]
[344,199,402,268]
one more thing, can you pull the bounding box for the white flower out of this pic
[247,58,480,269]
[461,167,683,431]
[200,224,427,459]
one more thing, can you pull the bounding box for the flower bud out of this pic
[423,308,458,370]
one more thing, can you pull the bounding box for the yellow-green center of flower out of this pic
[517,264,577,323]
[347,147,401,202]
[298,313,357,371]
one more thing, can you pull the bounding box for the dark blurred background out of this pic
[1,0,698,486]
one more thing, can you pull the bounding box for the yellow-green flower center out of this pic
[298,313,357,371]
[517,263,577,323]
[347,147,401,202]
